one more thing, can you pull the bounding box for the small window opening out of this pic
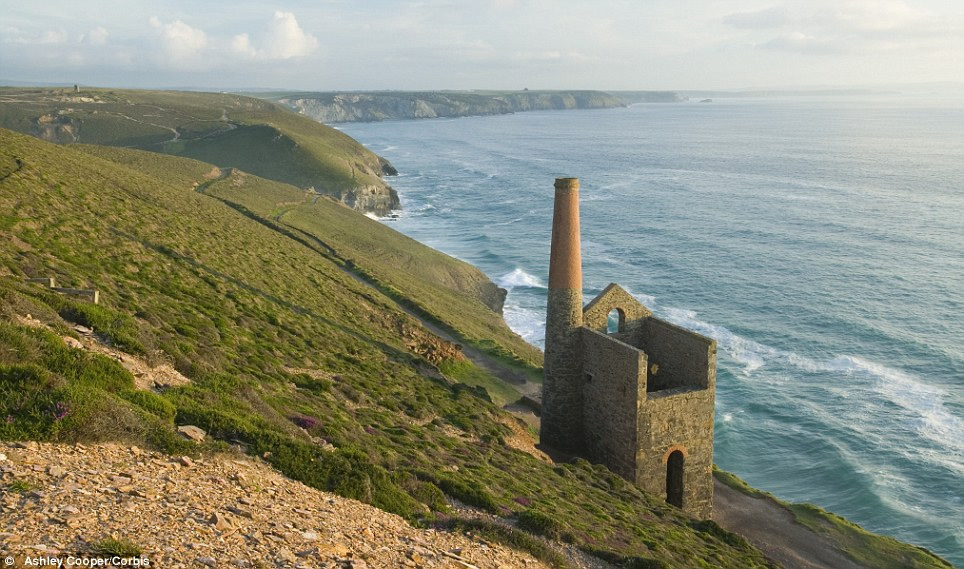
[585,373,594,383]
[607,308,626,334]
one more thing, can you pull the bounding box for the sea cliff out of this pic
[276,90,625,123]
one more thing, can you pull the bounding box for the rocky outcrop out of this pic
[280,91,626,123]
[333,183,400,216]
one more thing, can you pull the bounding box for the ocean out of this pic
[339,96,964,565]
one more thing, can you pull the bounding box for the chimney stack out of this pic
[541,177,585,453]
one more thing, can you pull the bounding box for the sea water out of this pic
[339,96,964,565]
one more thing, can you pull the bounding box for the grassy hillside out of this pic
[0,128,783,567]
[0,87,399,214]
[199,169,543,370]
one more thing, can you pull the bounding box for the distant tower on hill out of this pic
[541,177,717,518]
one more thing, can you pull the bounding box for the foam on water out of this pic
[627,290,964,467]
[502,301,546,346]
[497,268,546,290]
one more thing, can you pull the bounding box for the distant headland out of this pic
[259,90,630,123]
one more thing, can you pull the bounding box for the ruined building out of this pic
[541,177,717,518]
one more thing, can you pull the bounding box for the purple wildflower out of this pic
[52,402,70,421]
[291,415,321,430]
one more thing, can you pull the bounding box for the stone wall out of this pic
[636,384,716,518]
[583,283,652,335]
[581,328,645,480]
[634,317,713,392]
[542,288,585,453]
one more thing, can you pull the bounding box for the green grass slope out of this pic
[201,169,543,371]
[0,87,399,213]
[0,128,782,567]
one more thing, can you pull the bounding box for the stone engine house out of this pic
[541,177,717,518]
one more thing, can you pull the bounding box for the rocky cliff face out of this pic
[280,91,626,123]
[333,181,401,216]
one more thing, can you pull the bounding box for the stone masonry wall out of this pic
[636,388,716,518]
[581,328,646,480]
[635,336,717,519]
[583,283,652,335]
[542,288,585,453]
[634,317,713,392]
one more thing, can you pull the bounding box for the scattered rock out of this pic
[210,512,235,531]
[177,425,207,442]
[48,465,68,477]
[178,456,194,467]
[276,547,297,563]
[0,442,551,568]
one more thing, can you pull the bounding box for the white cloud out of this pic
[149,16,208,67]
[230,11,318,61]
[39,29,68,44]
[261,11,318,59]
[79,26,109,45]
[231,32,257,58]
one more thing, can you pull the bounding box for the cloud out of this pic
[39,30,68,44]
[233,11,318,60]
[3,27,68,45]
[724,0,964,55]
[79,26,109,46]
[762,31,844,54]
[149,16,208,67]
[724,6,793,30]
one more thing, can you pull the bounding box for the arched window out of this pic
[666,450,684,508]
[607,308,625,334]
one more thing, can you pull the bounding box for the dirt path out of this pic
[713,480,867,569]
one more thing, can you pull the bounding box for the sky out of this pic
[1,0,963,91]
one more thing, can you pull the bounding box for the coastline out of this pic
[344,107,956,568]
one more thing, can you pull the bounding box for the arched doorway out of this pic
[666,450,684,508]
